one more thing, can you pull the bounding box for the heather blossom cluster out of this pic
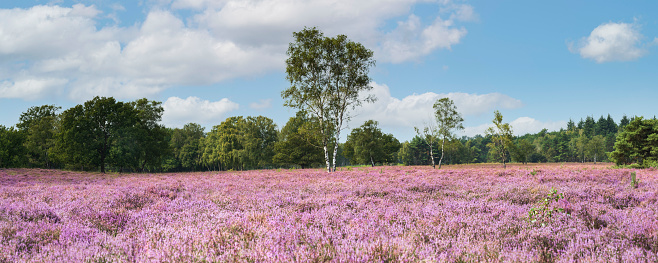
[0,163,656,262]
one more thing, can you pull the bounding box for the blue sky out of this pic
[1,0,656,141]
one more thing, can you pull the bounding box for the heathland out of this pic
[1,163,656,262]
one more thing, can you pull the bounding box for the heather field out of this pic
[1,164,657,262]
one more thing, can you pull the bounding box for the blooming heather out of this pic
[0,164,656,262]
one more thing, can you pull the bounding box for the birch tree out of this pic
[282,27,375,172]
[486,110,513,168]
[433,98,464,169]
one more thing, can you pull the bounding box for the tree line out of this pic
[0,95,654,172]
[2,27,655,171]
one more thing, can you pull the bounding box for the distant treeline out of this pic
[0,96,654,172]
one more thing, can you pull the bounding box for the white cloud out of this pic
[0,77,68,100]
[0,5,283,101]
[185,0,471,63]
[461,117,566,137]
[161,96,239,127]
[448,4,477,22]
[378,14,467,63]
[352,82,523,129]
[249,99,272,110]
[0,1,474,102]
[510,117,566,136]
[571,22,648,63]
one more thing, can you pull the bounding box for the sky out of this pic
[1,0,657,141]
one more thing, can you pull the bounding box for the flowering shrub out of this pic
[0,164,656,262]
[527,187,567,226]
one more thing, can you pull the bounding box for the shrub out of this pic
[528,187,566,226]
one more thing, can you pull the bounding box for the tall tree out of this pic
[132,99,169,171]
[325,34,376,172]
[58,97,135,173]
[619,115,630,131]
[567,119,576,131]
[583,116,596,137]
[17,105,61,168]
[609,117,658,165]
[282,27,375,172]
[433,98,464,169]
[486,110,513,168]
[203,117,244,171]
[241,116,278,169]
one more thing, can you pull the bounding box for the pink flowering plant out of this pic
[0,163,656,262]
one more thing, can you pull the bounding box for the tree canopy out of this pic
[609,117,658,166]
[343,120,400,166]
[282,27,375,172]
[486,110,513,168]
[433,98,464,169]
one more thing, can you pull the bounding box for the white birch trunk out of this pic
[430,143,435,169]
[438,137,445,169]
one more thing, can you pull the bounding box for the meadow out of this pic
[0,164,656,262]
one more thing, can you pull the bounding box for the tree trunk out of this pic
[438,137,445,169]
[370,156,375,167]
[503,152,506,169]
[323,143,331,173]
[332,130,340,172]
[429,143,435,169]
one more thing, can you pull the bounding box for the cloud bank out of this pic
[0,1,474,102]
[352,82,523,129]
[161,96,239,128]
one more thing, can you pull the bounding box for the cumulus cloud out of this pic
[176,0,472,63]
[0,5,283,101]
[352,82,523,129]
[0,1,474,102]
[380,14,467,63]
[510,117,567,136]
[0,77,68,100]
[461,117,566,137]
[570,22,649,63]
[161,96,239,128]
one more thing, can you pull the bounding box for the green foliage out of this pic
[343,120,400,166]
[58,97,134,173]
[283,27,375,172]
[609,117,658,166]
[486,110,513,168]
[203,116,278,171]
[586,135,606,163]
[17,105,61,168]
[433,98,464,169]
[56,97,170,173]
[273,111,324,169]
[130,98,170,171]
[0,125,27,168]
[630,172,638,189]
[398,136,432,166]
[511,138,536,164]
[164,123,205,171]
[528,188,566,226]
